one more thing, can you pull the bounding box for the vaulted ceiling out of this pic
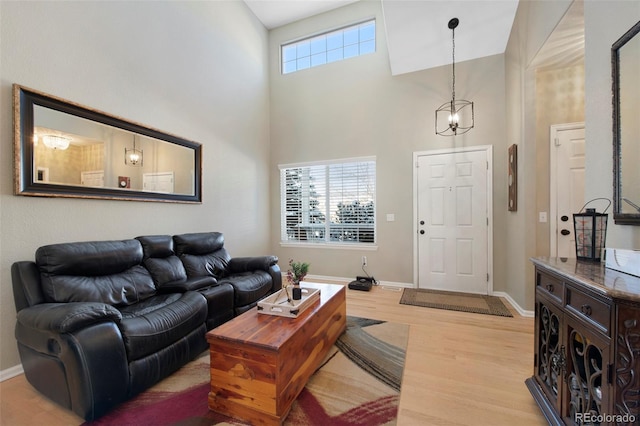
[244,0,584,75]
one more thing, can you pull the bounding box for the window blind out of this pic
[280,159,376,245]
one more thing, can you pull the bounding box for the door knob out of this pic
[561,229,570,236]
[420,230,425,235]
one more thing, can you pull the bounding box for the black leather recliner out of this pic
[11,232,280,421]
[172,232,280,315]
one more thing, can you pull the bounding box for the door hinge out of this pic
[487,273,490,282]
[554,137,561,147]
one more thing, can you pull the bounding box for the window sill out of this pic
[280,242,378,251]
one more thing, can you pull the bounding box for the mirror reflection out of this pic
[613,21,640,224]
[14,85,202,203]
[618,29,640,215]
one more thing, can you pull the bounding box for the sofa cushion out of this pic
[173,232,225,255]
[117,291,207,361]
[144,257,188,288]
[136,235,189,289]
[36,240,155,306]
[136,235,175,259]
[219,270,273,307]
[174,232,231,278]
[179,253,230,278]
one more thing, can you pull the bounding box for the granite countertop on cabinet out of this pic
[531,257,640,303]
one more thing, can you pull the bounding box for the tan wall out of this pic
[0,1,270,371]
[535,64,585,256]
[505,0,640,311]
[268,1,509,289]
[584,0,640,249]
[504,0,575,311]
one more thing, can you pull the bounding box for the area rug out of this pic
[84,316,407,426]
[400,288,513,317]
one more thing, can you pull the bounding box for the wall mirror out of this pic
[13,84,202,203]
[612,21,640,224]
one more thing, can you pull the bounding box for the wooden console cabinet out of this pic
[526,258,640,425]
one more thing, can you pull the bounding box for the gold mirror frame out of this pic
[13,84,202,203]
[612,21,640,224]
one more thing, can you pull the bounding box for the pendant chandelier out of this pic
[125,135,143,166]
[435,18,474,136]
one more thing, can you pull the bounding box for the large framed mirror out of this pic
[14,84,202,203]
[612,21,640,224]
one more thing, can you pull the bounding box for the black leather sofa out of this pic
[10,231,280,421]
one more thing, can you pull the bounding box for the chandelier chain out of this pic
[451,27,456,103]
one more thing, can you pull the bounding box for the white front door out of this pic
[550,123,585,258]
[415,147,491,294]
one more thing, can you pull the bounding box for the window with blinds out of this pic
[280,158,376,245]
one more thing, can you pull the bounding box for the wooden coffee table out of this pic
[206,282,346,425]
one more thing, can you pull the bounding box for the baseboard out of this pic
[1,364,24,382]
[492,291,534,317]
[305,274,413,289]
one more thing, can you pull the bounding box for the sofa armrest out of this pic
[269,263,282,293]
[157,276,218,293]
[228,255,278,273]
[17,302,122,334]
[16,304,129,420]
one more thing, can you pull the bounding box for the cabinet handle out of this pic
[581,304,592,316]
[546,284,554,292]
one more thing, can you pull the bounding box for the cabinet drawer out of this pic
[566,286,611,334]
[537,271,564,304]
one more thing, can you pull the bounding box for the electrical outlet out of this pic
[362,256,367,267]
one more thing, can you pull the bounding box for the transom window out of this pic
[280,158,376,245]
[281,20,376,74]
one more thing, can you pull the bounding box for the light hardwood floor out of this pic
[1,284,547,425]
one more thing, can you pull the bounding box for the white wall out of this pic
[268,1,509,289]
[0,1,270,371]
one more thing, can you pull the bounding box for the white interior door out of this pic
[81,170,104,187]
[415,147,491,294]
[550,123,585,258]
[143,172,174,193]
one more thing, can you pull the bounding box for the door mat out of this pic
[400,288,513,317]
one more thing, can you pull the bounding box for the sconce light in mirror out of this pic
[125,135,143,166]
[14,84,202,203]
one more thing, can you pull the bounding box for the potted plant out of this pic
[286,259,309,300]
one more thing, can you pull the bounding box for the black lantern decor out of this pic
[573,199,610,262]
